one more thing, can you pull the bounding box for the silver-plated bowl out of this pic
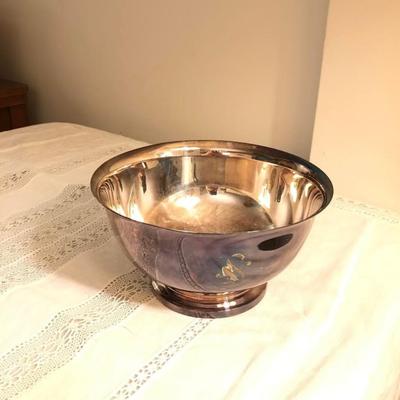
[91,141,333,317]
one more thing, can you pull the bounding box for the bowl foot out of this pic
[151,281,267,318]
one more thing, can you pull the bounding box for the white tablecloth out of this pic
[0,123,399,400]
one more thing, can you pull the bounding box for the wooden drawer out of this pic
[0,79,28,131]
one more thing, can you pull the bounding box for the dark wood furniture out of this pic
[0,79,29,131]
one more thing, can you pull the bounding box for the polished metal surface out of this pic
[91,140,333,317]
[151,281,267,318]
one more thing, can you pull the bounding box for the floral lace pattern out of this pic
[0,185,90,234]
[0,142,133,195]
[333,197,399,224]
[0,185,112,294]
[109,319,211,400]
[0,169,33,194]
[0,270,153,400]
[45,143,133,174]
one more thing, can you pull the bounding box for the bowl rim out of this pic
[90,139,334,236]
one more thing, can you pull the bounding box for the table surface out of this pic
[0,123,399,400]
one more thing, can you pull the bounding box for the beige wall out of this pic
[311,0,400,211]
[0,0,328,158]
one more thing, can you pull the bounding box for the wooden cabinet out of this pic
[0,79,29,131]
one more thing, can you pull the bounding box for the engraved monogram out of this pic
[216,253,252,281]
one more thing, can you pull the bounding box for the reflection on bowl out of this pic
[91,140,333,317]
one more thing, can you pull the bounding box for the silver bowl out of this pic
[91,141,333,317]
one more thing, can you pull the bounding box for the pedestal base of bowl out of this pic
[151,281,267,318]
